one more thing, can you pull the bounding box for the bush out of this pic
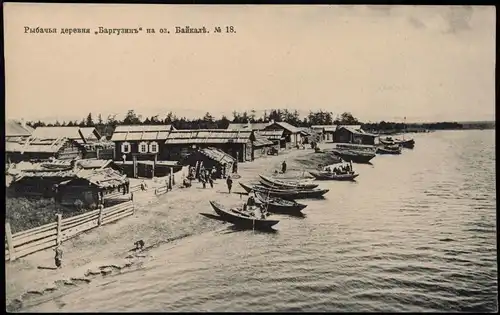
[6,196,90,234]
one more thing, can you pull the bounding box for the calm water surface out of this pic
[26,130,497,312]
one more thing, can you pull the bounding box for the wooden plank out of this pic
[61,218,99,241]
[5,223,16,261]
[12,229,57,248]
[102,209,134,225]
[56,214,62,246]
[15,238,57,260]
[12,222,58,238]
[61,214,99,232]
[61,209,100,227]
[102,202,133,217]
[102,205,132,219]
[15,234,57,254]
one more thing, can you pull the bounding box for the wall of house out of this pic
[56,141,84,160]
[114,140,164,161]
[164,142,249,163]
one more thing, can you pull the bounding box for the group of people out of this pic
[244,190,269,219]
[325,163,353,175]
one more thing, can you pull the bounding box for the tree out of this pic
[334,112,359,125]
[86,113,94,126]
[218,115,230,129]
[123,110,142,125]
[79,119,86,127]
[97,114,103,125]
[203,112,214,122]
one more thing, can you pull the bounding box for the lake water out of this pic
[25,130,497,312]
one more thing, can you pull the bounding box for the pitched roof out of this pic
[255,130,284,140]
[199,147,236,165]
[6,137,70,153]
[340,126,377,137]
[165,129,252,144]
[111,125,174,141]
[6,120,34,137]
[227,122,270,131]
[252,135,274,147]
[266,122,300,133]
[31,127,100,141]
[311,125,338,132]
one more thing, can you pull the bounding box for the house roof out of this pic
[7,159,112,173]
[340,126,377,137]
[311,125,338,132]
[6,137,70,153]
[227,122,270,131]
[198,147,236,165]
[164,129,252,144]
[6,120,34,137]
[111,125,174,141]
[265,122,301,133]
[255,130,284,140]
[253,135,274,147]
[31,127,100,141]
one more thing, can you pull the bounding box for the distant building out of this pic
[333,126,377,145]
[311,125,338,142]
[227,122,270,131]
[164,129,253,162]
[31,126,102,144]
[6,137,84,163]
[263,121,301,148]
[254,130,285,149]
[6,119,34,143]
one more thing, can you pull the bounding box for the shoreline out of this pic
[6,145,335,311]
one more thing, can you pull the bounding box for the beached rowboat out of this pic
[254,192,308,214]
[309,171,359,181]
[209,201,279,230]
[332,150,376,164]
[376,145,402,155]
[258,174,318,190]
[239,182,329,200]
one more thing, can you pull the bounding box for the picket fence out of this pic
[5,200,135,262]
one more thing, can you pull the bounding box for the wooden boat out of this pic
[239,182,329,200]
[376,145,402,155]
[309,171,359,181]
[209,201,279,230]
[254,191,308,214]
[379,137,396,145]
[395,138,415,149]
[258,174,318,190]
[332,149,376,164]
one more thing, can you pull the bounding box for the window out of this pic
[139,142,148,153]
[149,141,159,154]
[121,142,131,154]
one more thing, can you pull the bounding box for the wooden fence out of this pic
[5,200,135,262]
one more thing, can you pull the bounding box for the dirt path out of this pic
[6,146,327,309]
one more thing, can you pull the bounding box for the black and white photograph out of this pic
[4,3,497,312]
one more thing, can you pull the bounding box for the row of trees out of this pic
[27,109,361,130]
[26,109,467,137]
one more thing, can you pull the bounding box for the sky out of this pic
[4,4,496,124]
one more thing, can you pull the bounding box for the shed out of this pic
[6,137,83,163]
[333,126,377,145]
[164,129,253,162]
[179,147,236,179]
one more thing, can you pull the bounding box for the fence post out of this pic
[170,167,175,186]
[131,192,134,201]
[98,205,104,226]
[5,223,15,261]
[56,214,62,246]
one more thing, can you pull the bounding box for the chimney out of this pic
[20,118,26,128]
[270,119,275,124]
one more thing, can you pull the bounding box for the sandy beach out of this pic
[6,144,337,311]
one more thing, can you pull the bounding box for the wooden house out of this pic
[251,134,275,159]
[6,137,84,163]
[8,162,127,208]
[164,129,253,162]
[6,119,34,143]
[311,125,338,142]
[263,121,301,148]
[254,130,285,149]
[179,147,236,178]
[333,126,377,145]
[110,125,175,162]
[31,126,101,144]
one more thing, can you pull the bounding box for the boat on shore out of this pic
[332,150,376,164]
[395,138,415,149]
[309,170,359,181]
[254,192,308,214]
[209,201,279,230]
[376,144,402,155]
[239,182,329,200]
[258,174,319,190]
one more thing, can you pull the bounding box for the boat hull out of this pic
[239,182,329,200]
[259,174,319,190]
[333,150,375,163]
[254,192,308,214]
[309,171,359,181]
[209,201,279,230]
[397,139,415,149]
[376,147,402,155]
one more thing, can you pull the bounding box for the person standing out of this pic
[208,176,214,188]
[226,175,233,194]
[281,161,287,173]
[54,246,63,269]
